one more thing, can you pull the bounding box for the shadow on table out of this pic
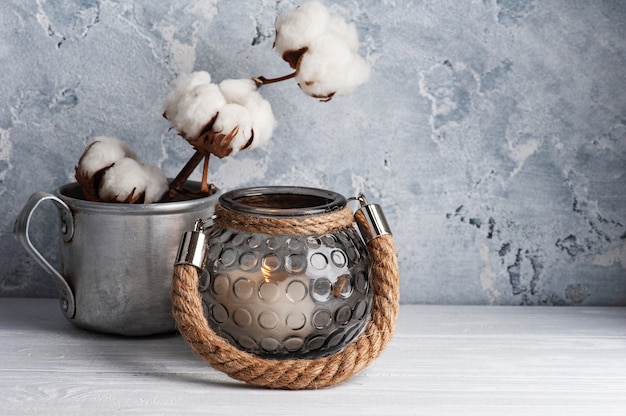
[2,298,289,390]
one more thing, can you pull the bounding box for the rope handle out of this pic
[171,213,399,389]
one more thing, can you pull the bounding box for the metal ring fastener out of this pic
[349,193,392,243]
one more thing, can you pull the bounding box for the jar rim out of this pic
[219,186,347,218]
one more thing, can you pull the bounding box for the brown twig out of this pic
[252,72,296,87]
[160,150,206,202]
[200,154,210,194]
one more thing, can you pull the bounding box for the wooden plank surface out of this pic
[1,299,625,415]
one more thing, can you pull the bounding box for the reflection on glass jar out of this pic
[200,187,373,359]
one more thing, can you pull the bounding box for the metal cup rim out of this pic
[56,181,218,216]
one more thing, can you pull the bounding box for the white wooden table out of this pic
[1,299,625,415]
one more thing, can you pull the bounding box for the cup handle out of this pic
[13,192,76,319]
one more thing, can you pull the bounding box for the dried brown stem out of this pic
[200,155,210,194]
[252,72,296,87]
[160,150,207,202]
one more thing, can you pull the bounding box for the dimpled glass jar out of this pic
[200,187,373,359]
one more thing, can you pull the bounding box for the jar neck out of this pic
[218,186,347,218]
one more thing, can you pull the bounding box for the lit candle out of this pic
[201,187,373,359]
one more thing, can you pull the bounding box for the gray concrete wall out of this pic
[1,0,625,305]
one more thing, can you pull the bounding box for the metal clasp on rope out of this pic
[349,194,392,243]
[175,216,213,269]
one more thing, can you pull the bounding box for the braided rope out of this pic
[212,204,356,236]
[171,203,399,389]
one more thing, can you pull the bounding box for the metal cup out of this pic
[14,182,218,336]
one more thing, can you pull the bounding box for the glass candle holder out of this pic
[200,186,373,359]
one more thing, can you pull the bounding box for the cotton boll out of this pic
[176,70,213,90]
[77,136,137,179]
[296,33,370,99]
[141,164,169,203]
[244,95,276,147]
[274,1,330,64]
[274,2,370,99]
[337,53,371,96]
[75,137,169,204]
[219,78,276,149]
[219,78,258,105]
[327,15,359,53]
[174,83,226,140]
[163,71,213,118]
[211,103,253,156]
[98,157,149,204]
[163,72,211,126]
[176,83,225,139]
[164,72,226,140]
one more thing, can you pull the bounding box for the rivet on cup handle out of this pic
[13,192,76,319]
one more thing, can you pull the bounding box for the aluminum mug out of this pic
[14,182,218,336]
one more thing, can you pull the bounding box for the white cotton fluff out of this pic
[164,71,226,140]
[273,1,330,57]
[165,73,275,155]
[97,158,168,204]
[141,163,169,203]
[77,136,137,178]
[98,157,149,203]
[219,78,259,105]
[211,103,253,155]
[296,33,370,98]
[76,137,169,203]
[164,71,212,110]
[274,1,371,99]
[244,94,276,146]
[327,15,359,53]
[218,78,276,149]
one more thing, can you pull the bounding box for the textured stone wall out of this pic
[1,0,625,305]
